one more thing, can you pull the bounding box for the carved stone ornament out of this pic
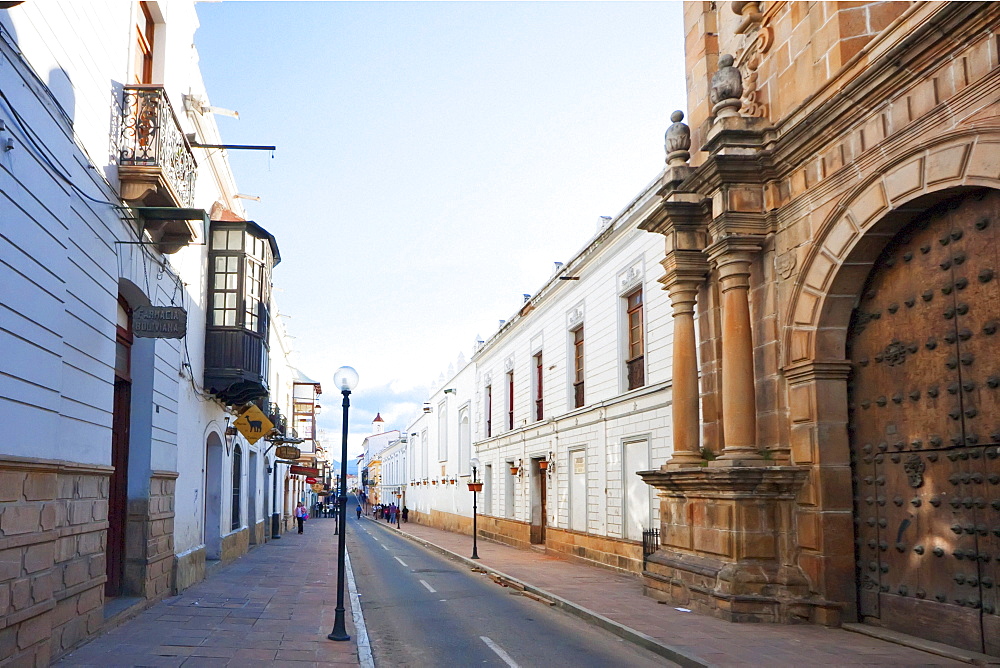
[619,264,642,292]
[567,306,584,328]
[776,250,796,279]
[903,454,925,488]
[504,357,514,372]
[710,54,743,119]
[665,110,691,167]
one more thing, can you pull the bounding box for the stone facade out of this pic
[0,456,112,667]
[640,0,1000,653]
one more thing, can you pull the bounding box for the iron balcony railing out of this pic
[120,85,196,207]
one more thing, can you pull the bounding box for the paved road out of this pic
[349,514,671,667]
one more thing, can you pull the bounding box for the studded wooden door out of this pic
[848,190,1000,656]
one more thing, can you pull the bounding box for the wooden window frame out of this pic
[485,384,492,438]
[533,352,543,421]
[572,326,584,408]
[506,370,514,431]
[625,289,645,390]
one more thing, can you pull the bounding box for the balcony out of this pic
[119,86,200,252]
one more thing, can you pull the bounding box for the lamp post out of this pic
[328,366,358,642]
[468,457,482,560]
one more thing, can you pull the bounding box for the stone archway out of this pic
[781,132,1000,649]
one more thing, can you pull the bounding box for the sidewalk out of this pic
[368,516,976,667]
[57,518,361,667]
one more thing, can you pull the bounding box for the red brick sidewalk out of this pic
[56,518,360,667]
[376,517,971,667]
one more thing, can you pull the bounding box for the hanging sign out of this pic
[305,477,318,485]
[233,404,274,445]
[275,445,301,460]
[133,306,187,339]
[290,465,320,477]
[311,483,324,492]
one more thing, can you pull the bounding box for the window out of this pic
[231,445,242,531]
[133,2,155,84]
[533,352,543,421]
[485,384,492,438]
[572,327,585,408]
[208,226,273,334]
[438,401,448,461]
[625,289,644,390]
[506,370,514,430]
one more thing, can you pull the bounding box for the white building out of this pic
[0,3,315,662]
[405,178,676,573]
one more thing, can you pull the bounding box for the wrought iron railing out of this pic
[119,85,196,207]
[642,527,660,568]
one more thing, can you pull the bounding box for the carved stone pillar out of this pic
[665,271,707,467]
[708,237,764,466]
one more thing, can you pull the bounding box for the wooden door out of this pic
[848,190,1000,656]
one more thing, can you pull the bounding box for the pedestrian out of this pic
[356,504,362,519]
[402,506,408,523]
[295,501,307,534]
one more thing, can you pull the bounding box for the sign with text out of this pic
[290,465,320,477]
[133,306,187,339]
[233,405,273,445]
[275,445,301,460]
[305,477,318,484]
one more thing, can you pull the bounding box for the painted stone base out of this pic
[545,527,644,575]
[639,466,839,624]
[220,528,249,563]
[0,455,113,665]
[173,546,206,594]
[413,511,645,575]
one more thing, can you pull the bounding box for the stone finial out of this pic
[665,110,691,167]
[710,54,743,120]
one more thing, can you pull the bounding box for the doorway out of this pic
[530,457,547,544]
[106,299,132,597]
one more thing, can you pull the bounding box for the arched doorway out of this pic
[204,432,224,560]
[106,297,132,597]
[847,189,999,655]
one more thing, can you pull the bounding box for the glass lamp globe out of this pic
[333,366,359,392]
[470,458,481,469]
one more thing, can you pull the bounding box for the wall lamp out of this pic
[422,403,432,413]
[443,388,457,395]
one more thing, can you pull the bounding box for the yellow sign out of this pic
[311,483,324,492]
[233,405,274,445]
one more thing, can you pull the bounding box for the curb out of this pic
[364,517,709,668]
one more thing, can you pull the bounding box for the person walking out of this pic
[402,506,408,523]
[295,501,307,534]
[356,504,362,520]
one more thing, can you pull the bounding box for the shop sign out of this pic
[311,483,324,492]
[275,445,301,460]
[305,477,318,484]
[133,306,187,339]
[290,465,319,477]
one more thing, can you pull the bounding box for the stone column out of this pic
[665,279,705,468]
[709,238,764,465]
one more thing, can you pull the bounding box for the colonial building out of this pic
[638,0,999,658]
[0,2,316,663]
[403,191,677,571]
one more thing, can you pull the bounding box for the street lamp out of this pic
[328,366,359,643]
[468,457,482,560]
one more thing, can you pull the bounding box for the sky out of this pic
[193,1,686,460]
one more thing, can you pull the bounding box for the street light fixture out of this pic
[468,457,482,560]
[328,366,358,643]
